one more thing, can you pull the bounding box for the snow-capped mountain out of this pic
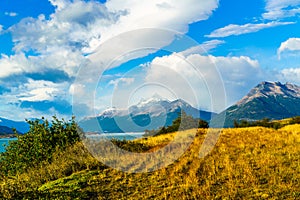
[129,96,177,117]
[99,107,128,118]
[212,81,300,127]
[79,97,214,133]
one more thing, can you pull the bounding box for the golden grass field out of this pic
[1,125,300,199]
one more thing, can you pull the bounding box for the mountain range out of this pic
[1,81,300,134]
[79,97,214,133]
[0,117,29,135]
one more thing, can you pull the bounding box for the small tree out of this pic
[198,119,209,128]
[289,116,300,125]
[156,111,209,135]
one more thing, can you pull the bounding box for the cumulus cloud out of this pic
[2,0,219,82]
[10,1,121,54]
[10,0,218,55]
[17,79,69,102]
[277,68,300,84]
[181,40,225,56]
[0,54,31,78]
[0,78,70,120]
[0,49,85,78]
[277,38,300,59]
[263,0,300,20]
[206,21,295,38]
[145,51,262,112]
[0,0,221,119]
[108,78,135,88]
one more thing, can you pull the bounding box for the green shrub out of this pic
[289,116,300,125]
[233,118,283,129]
[145,111,208,136]
[0,116,82,175]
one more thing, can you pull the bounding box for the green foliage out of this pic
[154,111,208,136]
[0,116,82,175]
[233,118,283,129]
[111,138,150,153]
[289,116,300,125]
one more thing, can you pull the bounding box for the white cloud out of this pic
[10,1,120,54]
[0,49,85,78]
[105,0,218,33]
[49,0,69,11]
[0,78,71,121]
[277,38,300,59]
[277,68,300,84]
[0,99,71,121]
[69,83,85,96]
[0,0,219,83]
[206,21,295,38]
[0,54,31,78]
[108,78,135,88]
[145,51,262,112]
[17,79,69,102]
[263,0,300,20]
[10,0,218,56]
[0,104,63,121]
[0,0,222,120]
[5,12,18,17]
[181,40,225,56]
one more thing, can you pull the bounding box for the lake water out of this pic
[0,133,144,153]
[0,138,17,153]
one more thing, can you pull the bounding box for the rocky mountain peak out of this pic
[237,81,300,105]
[213,81,300,127]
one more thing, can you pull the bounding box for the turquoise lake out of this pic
[0,138,17,153]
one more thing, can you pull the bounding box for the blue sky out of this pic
[1,0,300,121]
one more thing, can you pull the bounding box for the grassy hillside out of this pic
[1,125,300,199]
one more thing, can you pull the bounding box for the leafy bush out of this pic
[111,138,150,152]
[233,118,283,129]
[289,116,300,125]
[145,111,209,136]
[0,116,82,175]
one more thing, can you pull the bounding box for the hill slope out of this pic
[213,81,300,127]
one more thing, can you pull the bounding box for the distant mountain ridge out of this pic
[2,81,300,133]
[0,125,22,135]
[79,97,215,133]
[213,81,300,127]
[0,117,29,134]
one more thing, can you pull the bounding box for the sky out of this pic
[1,0,300,121]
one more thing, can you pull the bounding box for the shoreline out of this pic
[0,135,17,139]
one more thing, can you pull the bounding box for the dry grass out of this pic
[1,126,300,199]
